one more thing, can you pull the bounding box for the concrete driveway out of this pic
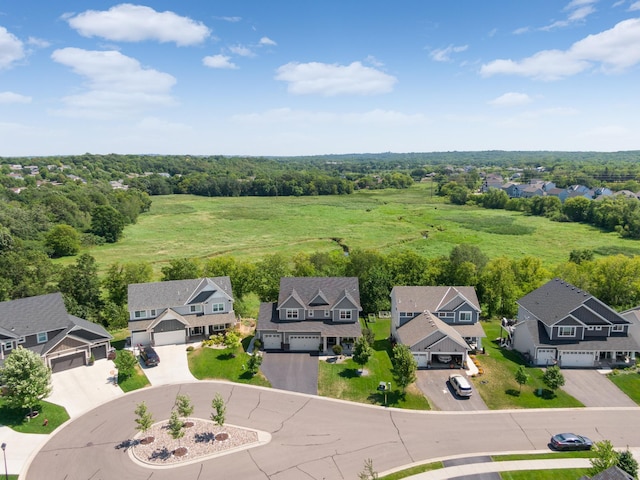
[139,344,197,386]
[261,352,318,394]
[415,369,489,411]
[561,369,637,407]
[49,358,124,418]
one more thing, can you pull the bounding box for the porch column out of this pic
[323,337,327,352]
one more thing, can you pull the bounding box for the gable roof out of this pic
[391,286,480,313]
[396,311,468,351]
[128,277,233,311]
[0,292,72,337]
[277,277,361,311]
[517,278,629,328]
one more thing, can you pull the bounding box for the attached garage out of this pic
[536,348,557,365]
[153,329,186,346]
[131,331,151,346]
[413,352,429,368]
[51,351,86,373]
[262,333,282,350]
[288,335,321,351]
[91,344,108,360]
[560,351,596,367]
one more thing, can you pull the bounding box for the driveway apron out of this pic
[415,369,489,411]
[261,352,318,395]
[560,369,637,407]
[139,344,197,386]
[49,358,124,418]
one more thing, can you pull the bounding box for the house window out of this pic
[438,312,454,319]
[18,336,25,344]
[286,309,299,319]
[400,312,408,317]
[212,303,224,313]
[558,326,576,337]
[213,324,226,331]
[150,309,157,317]
[459,311,472,322]
[612,325,625,332]
[339,310,352,320]
[189,305,202,313]
[4,341,13,351]
[134,310,145,319]
[37,332,48,344]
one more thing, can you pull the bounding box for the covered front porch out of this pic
[321,335,357,355]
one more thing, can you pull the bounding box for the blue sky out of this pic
[1,1,639,156]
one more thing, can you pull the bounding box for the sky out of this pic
[1,1,640,157]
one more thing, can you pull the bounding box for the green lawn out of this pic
[607,369,640,404]
[318,319,430,410]
[493,452,594,461]
[379,462,443,479]
[56,184,640,276]
[188,346,271,387]
[0,398,69,434]
[471,320,583,409]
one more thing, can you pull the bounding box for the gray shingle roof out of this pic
[277,277,361,311]
[257,303,361,337]
[0,292,71,337]
[128,277,233,311]
[518,278,629,327]
[397,312,469,350]
[391,286,480,313]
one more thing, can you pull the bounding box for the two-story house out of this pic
[128,277,236,346]
[0,293,112,372]
[256,277,362,352]
[390,286,484,368]
[511,278,638,367]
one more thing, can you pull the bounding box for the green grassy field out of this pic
[70,184,640,276]
[608,369,640,404]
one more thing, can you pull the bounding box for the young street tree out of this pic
[352,336,373,374]
[589,440,619,477]
[134,402,154,443]
[541,365,565,395]
[246,353,263,376]
[211,393,226,427]
[0,346,52,420]
[167,409,186,451]
[175,394,194,425]
[514,365,529,393]
[617,448,639,479]
[391,344,417,394]
[114,350,138,383]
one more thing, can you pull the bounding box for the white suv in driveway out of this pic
[449,374,473,397]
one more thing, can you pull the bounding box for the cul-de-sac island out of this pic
[2,152,640,480]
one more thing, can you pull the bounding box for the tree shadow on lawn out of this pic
[505,388,521,397]
[339,368,362,379]
[216,352,236,361]
[367,390,401,407]
[0,403,41,428]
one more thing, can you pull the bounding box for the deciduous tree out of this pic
[44,224,80,257]
[0,346,52,420]
[91,204,125,243]
[391,344,417,393]
[589,440,619,477]
[542,365,565,395]
[134,401,154,441]
[514,365,529,393]
[352,336,373,374]
[211,393,226,426]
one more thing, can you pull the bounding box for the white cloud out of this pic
[259,37,276,46]
[513,26,531,35]
[215,16,242,22]
[66,4,210,46]
[27,36,50,48]
[364,55,384,67]
[629,1,640,10]
[275,61,397,96]
[229,44,254,57]
[0,27,25,69]
[481,18,640,80]
[50,47,176,118]
[429,44,468,62]
[540,0,597,31]
[202,54,238,69]
[0,91,31,104]
[488,92,533,107]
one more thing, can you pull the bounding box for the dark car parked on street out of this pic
[139,345,160,367]
[550,433,593,451]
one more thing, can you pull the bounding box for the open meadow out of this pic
[79,183,640,276]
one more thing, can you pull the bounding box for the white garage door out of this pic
[262,333,282,350]
[154,329,185,346]
[536,348,557,365]
[289,335,320,351]
[413,353,428,368]
[560,351,595,367]
[132,331,151,346]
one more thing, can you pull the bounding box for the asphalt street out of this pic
[24,381,640,480]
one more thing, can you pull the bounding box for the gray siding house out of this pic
[256,277,362,352]
[0,293,112,372]
[128,277,236,346]
[390,286,485,368]
[511,278,638,367]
